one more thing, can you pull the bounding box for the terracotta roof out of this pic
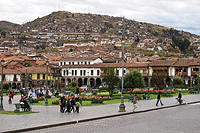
[151,60,176,67]
[173,59,195,67]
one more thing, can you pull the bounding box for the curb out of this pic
[2,101,200,133]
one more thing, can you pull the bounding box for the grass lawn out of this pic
[82,99,130,106]
[32,97,59,106]
[0,110,38,115]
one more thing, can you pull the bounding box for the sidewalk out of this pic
[1,94,200,132]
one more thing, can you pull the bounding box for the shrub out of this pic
[52,100,59,105]
[91,98,103,104]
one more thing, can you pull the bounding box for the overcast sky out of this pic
[0,0,200,35]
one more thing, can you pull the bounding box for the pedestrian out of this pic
[66,99,71,113]
[142,93,146,100]
[70,97,76,113]
[75,101,81,113]
[60,95,66,113]
[133,94,137,112]
[11,90,15,99]
[156,92,163,106]
[8,92,12,104]
[129,93,133,102]
[178,91,182,104]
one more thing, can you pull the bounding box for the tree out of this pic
[124,70,145,90]
[172,36,191,53]
[152,72,167,89]
[71,81,77,88]
[102,68,120,96]
[173,77,183,88]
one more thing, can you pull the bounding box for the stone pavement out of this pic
[0,94,200,132]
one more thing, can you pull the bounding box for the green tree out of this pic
[152,72,167,89]
[124,70,145,90]
[173,77,183,88]
[172,36,191,53]
[102,68,120,96]
[71,81,77,88]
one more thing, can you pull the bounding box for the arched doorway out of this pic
[96,78,101,87]
[78,78,83,87]
[12,83,17,89]
[90,78,95,88]
[67,78,71,86]
[84,78,88,85]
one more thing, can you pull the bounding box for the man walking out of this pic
[156,92,163,106]
[178,91,182,104]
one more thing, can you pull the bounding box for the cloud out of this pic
[0,0,199,35]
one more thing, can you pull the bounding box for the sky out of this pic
[0,0,200,35]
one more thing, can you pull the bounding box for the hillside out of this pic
[0,21,20,32]
[16,11,198,40]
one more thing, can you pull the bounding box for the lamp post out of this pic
[119,17,126,112]
[147,59,150,100]
[0,59,5,110]
[25,64,28,91]
[45,59,49,105]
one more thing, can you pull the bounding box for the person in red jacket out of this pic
[8,93,12,104]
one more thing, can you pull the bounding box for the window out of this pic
[60,62,63,66]
[88,62,90,64]
[37,74,40,79]
[78,62,80,65]
[43,74,45,79]
[116,70,119,75]
[64,62,66,65]
[72,62,74,65]
[63,70,66,76]
[91,70,93,75]
[69,62,71,65]
[124,70,126,74]
[85,61,87,65]
[75,70,77,76]
[72,70,74,76]
[97,70,100,76]
[66,70,69,76]
[80,70,82,76]
[84,70,86,76]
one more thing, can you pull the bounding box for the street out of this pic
[28,103,200,133]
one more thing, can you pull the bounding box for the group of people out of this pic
[130,91,184,112]
[59,95,81,113]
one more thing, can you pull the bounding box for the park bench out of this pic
[14,103,31,112]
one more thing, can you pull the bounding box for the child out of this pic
[75,101,81,113]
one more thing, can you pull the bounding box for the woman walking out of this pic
[133,94,137,112]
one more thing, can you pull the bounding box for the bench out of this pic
[14,103,31,112]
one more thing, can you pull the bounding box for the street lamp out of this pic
[25,64,28,91]
[147,58,150,100]
[45,59,49,105]
[119,17,126,112]
[0,59,5,110]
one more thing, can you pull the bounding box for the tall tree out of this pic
[124,70,145,90]
[173,77,183,88]
[152,72,167,89]
[102,68,120,96]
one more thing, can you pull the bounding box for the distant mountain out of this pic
[0,21,20,32]
[1,11,199,41]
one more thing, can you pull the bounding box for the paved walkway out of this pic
[1,94,200,132]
